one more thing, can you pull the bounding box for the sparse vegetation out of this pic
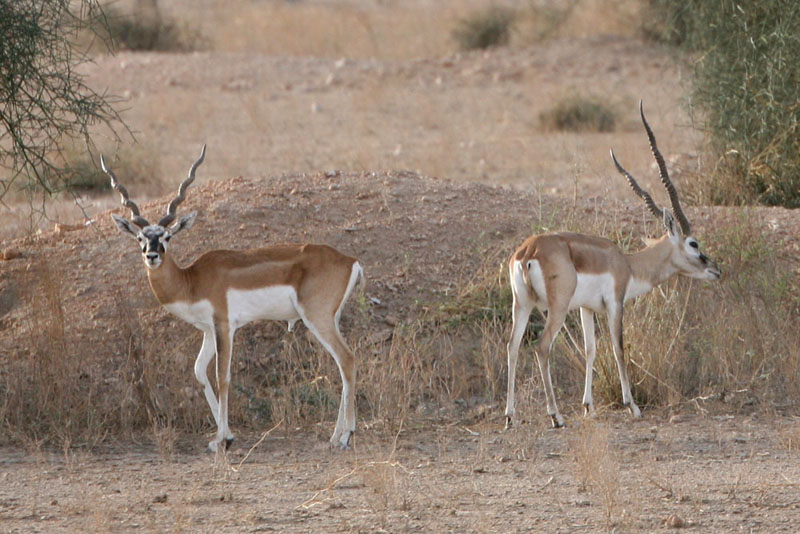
[94,2,204,53]
[644,0,800,208]
[1,1,799,531]
[452,6,515,51]
[6,195,796,449]
[0,0,122,207]
[56,145,162,195]
[539,95,617,133]
[569,419,621,529]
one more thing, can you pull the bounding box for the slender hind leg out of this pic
[580,307,597,415]
[299,308,357,449]
[505,291,534,429]
[607,304,641,418]
[534,261,576,428]
[532,306,569,428]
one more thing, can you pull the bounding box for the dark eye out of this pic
[689,241,699,249]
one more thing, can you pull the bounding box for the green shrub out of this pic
[644,0,800,208]
[452,7,514,51]
[95,3,203,52]
[539,95,616,133]
[63,145,162,195]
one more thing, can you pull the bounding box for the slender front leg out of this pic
[209,320,236,452]
[194,330,220,426]
[607,304,641,418]
[505,295,534,429]
[580,307,597,415]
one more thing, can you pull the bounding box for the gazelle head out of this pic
[611,103,720,281]
[104,145,206,270]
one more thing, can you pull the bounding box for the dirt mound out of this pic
[1,171,540,333]
[2,169,797,348]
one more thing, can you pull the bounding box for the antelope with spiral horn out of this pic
[504,102,721,428]
[104,146,362,451]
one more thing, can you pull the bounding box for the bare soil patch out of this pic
[2,414,799,533]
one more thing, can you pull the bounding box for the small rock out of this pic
[1,248,21,261]
[153,494,168,504]
[665,514,685,528]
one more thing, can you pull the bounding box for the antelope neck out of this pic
[146,252,192,305]
[625,235,677,293]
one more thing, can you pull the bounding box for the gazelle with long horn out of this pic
[504,102,720,428]
[104,146,362,451]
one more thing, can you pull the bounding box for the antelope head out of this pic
[611,103,721,281]
[104,145,206,270]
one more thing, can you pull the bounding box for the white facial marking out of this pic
[684,237,700,257]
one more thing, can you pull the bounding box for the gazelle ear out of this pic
[663,209,681,242]
[112,214,139,237]
[170,211,197,236]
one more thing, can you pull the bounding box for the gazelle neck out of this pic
[146,252,191,305]
[624,235,678,301]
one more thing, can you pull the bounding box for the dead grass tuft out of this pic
[199,0,642,60]
[568,418,621,529]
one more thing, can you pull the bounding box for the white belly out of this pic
[227,285,300,329]
[520,260,615,313]
[570,273,615,312]
[164,300,215,330]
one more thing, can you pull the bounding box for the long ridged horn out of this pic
[639,101,691,235]
[610,149,664,221]
[101,155,150,228]
[158,144,206,227]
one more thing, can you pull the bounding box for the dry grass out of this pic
[0,142,165,241]
[178,0,643,61]
[2,197,797,450]
[568,418,622,529]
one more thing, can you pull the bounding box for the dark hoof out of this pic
[551,415,566,429]
[224,437,235,450]
[504,416,513,431]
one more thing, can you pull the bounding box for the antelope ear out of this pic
[663,209,681,242]
[170,211,197,236]
[112,214,138,238]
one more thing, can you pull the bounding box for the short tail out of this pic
[335,261,364,327]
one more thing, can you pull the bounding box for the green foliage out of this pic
[539,95,616,133]
[0,0,122,206]
[645,0,800,208]
[60,145,161,194]
[452,7,514,51]
[95,3,204,52]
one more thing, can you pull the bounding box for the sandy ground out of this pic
[2,413,799,533]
